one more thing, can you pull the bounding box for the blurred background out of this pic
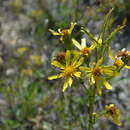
[0,0,130,130]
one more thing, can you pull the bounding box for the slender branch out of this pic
[88,84,96,130]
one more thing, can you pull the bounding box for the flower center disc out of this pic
[62,30,69,36]
[81,48,89,55]
[114,59,124,67]
[64,66,74,76]
[92,67,101,76]
[109,106,117,115]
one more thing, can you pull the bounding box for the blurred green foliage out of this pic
[99,0,130,20]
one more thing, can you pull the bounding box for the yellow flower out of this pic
[80,58,118,95]
[16,47,28,54]
[48,50,84,92]
[105,104,122,126]
[49,23,76,41]
[72,38,95,56]
[108,47,130,69]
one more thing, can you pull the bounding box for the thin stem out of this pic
[99,44,107,59]
[88,85,96,130]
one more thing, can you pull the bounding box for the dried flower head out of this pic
[108,47,130,69]
[55,52,66,62]
[116,48,130,65]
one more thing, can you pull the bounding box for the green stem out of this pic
[99,44,106,59]
[88,85,96,130]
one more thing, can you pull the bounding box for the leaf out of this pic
[105,25,125,44]
[99,8,114,43]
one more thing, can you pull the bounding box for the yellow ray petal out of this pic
[103,65,117,70]
[125,65,130,69]
[112,116,122,126]
[51,60,65,69]
[69,22,76,34]
[81,38,86,48]
[74,57,84,68]
[72,53,80,66]
[72,38,82,50]
[108,46,115,61]
[96,77,104,95]
[80,67,91,72]
[89,44,96,50]
[68,77,73,87]
[96,57,104,66]
[62,78,69,92]
[103,80,112,90]
[48,73,64,80]
[91,75,95,84]
[102,68,115,76]
[49,29,60,35]
[58,29,62,33]
[71,50,81,62]
[71,50,80,55]
[97,38,102,47]
[74,72,81,78]
[65,50,71,66]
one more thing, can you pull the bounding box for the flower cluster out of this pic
[48,11,129,127]
[80,58,118,95]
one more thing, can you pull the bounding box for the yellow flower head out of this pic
[113,59,124,67]
[72,38,95,56]
[80,58,118,94]
[48,50,84,92]
[49,23,76,41]
[108,46,130,69]
[105,104,122,126]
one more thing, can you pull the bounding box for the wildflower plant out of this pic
[48,9,129,129]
